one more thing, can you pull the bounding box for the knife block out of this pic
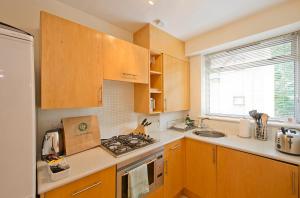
[132,124,146,135]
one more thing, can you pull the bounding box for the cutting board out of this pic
[62,115,100,156]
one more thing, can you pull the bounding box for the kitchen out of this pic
[1,0,300,198]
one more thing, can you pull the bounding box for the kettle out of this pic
[41,128,64,160]
[275,127,300,155]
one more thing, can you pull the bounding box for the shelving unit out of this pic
[134,51,163,114]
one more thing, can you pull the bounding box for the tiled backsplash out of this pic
[37,80,188,158]
[37,80,139,158]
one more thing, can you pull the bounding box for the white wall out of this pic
[187,1,300,136]
[0,0,137,159]
[0,0,187,159]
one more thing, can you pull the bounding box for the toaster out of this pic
[275,127,300,155]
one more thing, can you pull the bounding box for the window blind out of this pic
[204,32,300,122]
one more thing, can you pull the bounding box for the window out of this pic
[204,32,300,122]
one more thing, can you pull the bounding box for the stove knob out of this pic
[277,144,281,149]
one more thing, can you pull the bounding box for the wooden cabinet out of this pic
[163,54,190,112]
[133,24,186,61]
[102,34,149,84]
[217,147,298,198]
[41,11,103,109]
[185,139,216,198]
[164,139,185,198]
[133,24,190,114]
[43,166,116,198]
[146,186,164,198]
[134,52,164,114]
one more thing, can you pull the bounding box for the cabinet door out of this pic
[146,186,164,198]
[41,11,103,109]
[217,147,298,198]
[185,139,216,198]
[103,34,149,84]
[44,166,115,198]
[163,54,189,112]
[164,139,185,198]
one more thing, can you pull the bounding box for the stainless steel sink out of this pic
[193,130,225,138]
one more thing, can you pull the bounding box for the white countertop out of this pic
[37,129,300,194]
[37,130,184,194]
[184,131,300,165]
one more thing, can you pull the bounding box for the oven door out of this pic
[117,153,164,198]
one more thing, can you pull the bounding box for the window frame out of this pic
[202,32,300,123]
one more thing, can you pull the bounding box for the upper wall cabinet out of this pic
[134,24,187,61]
[41,11,103,109]
[164,54,190,112]
[102,34,149,84]
[133,24,190,114]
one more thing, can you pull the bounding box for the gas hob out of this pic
[101,133,157,157]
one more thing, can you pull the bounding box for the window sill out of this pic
[198,115,300,129]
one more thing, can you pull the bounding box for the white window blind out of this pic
[204,32,300,122]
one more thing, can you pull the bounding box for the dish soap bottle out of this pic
[185,114,193,127]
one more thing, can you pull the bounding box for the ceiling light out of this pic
[148,0,155,5]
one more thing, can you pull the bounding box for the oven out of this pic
[116,147,164,198]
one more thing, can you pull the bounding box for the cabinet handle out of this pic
[98,85,102,104]
[164,98,167,111]
[71,181,102,196]
[212,147,216,164]
[122,72,137,79]
[170,144,181,151]
[291,171,296,194]
[165,160,168,176]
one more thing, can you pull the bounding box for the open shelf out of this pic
[150,93,163,113]
[150,88,162,93]
[150,53,162,72]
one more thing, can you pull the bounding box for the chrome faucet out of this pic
[198,117,209,128]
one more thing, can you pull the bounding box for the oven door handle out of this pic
[123,159,156,175]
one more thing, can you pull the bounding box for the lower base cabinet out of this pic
[146,186,164,198]
[185,139,216,198]
[43,166,116,198]
[217,147,299,198]
[164,139,185,198]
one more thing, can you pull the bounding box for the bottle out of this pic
[185,114,192,126]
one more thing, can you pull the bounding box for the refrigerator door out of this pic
[0,28,35,198]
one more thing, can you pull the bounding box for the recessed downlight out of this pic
[153,19,165,27]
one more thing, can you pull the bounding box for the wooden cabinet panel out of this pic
[163,54,190,112]
[146,186,164,198]
[164,139,185,198]
[41,11,103,109]
[217,147,298,198]
[185,139,216,198]
[103,34,149,84]
[133,24,187,61]
[44,166,116,198]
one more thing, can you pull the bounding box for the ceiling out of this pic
[57,0,287,41]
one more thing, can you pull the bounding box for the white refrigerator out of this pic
[0,24,36,198]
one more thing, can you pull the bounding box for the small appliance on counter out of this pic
[41,128,64,161]
[276,127,300,155]
[238,118,251,138]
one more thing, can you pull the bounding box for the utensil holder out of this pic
[254,123,268,141]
